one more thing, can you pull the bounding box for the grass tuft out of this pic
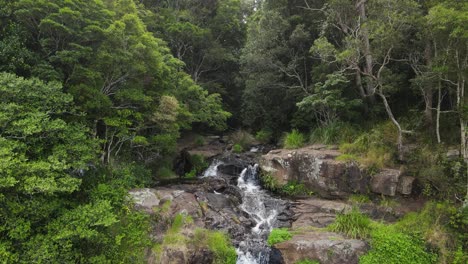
[328,207,372,239]
[283,129,305,149]
[267,228,293,246]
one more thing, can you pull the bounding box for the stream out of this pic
[202,159,288,264]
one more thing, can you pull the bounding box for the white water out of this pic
[202,160,224,178]
[235,164,279,264]
[201,161,282,264]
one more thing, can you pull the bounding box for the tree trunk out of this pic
[436,81,442,143]
[356,0,376,104]
[424,40,434,126]
[377,89,405,160]
[355,69,369,114]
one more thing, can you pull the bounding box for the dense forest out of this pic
[0,0,466,263]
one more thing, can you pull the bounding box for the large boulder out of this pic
[370,169,415,196]
[260,145,369,198]
[291,198,352,228]
[274,230,369,264]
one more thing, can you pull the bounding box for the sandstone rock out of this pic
[260,146,369,198]
[291,199,352,228]
[274,231,368,264]
[398,176,415,195]
[129,188,160,214]
[446,148,460,160]
[370,169,401,196]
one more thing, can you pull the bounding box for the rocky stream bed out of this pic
[130,142,422,264]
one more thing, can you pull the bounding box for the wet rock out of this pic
[274,231,368,264]
[370,169,401,196]
[269,247,285,264]
[260,146,369,198]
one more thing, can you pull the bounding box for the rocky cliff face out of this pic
[260,145,415,198]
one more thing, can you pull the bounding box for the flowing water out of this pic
[203,161,286,264]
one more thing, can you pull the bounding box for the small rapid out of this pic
[202,160,287,264]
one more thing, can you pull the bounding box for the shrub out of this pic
[260,172,281,191]
[336,154,358,163]
[229,130,255,149]
[283,129,305,149]
[280,181,313,196]
[232,144,244,153]
[393,202,467,263]
[267,228,293,246]
[359,225,437,264]
[193,229,237,264]
[339,122,397,169]
[195,135,206,146]
[310,121,360,144]
[348,194,371,204]
[157,166,176,179]
[190,154,208,172]
[255,129,273,144]
[328,208,372,239]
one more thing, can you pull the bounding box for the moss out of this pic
[232,144,244,153]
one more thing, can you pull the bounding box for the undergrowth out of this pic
[339,122,397,170]
[193,229,237,264]
[283,129,305,149]
[360,224,438,264]
[267,228,293,246]
[154,213,236,264]
[327,207,372,239]
[310,121,360,144]
[230,130,256,149]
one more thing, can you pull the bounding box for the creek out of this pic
[202,159,289,264]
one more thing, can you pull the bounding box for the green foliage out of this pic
[195,135,206,146]
[328,208,372,239]
[297,73,361,126]
[283,129,305,149]
[230,130,256,149]
[310,122,360,145]
[189,154,209,175]
[295,260,320,264]
[393,202,467,263]
[340,122,397,169]
[193,229,237,264]
[407,145,467,200]
[157,166,176,179]
[260,172,281,192]
[255,129,273,144]
[348,195,371,204]
[232,144,244,153]
[280,181,313,197]
[267,228,293,246]
[359,225,438,264]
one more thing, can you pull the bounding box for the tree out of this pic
[427,0,468,204]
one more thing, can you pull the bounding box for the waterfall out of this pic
[236,164,282,264]
[201,160,286,264]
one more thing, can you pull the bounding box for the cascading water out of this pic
[202,160,286,264]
